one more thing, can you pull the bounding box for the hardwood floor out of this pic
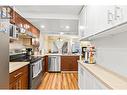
[38,72,79,90]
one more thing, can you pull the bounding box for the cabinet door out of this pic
[9,65,28,89]
[10,73,28,89]
[86,6,98,37]
[79,6,86,37]
[61,56,78,71]
[117,6,127,24]
[70,56,79,71]
[95,6,115,34]
[10,9,16,24]
[9,76,22,89]
[93,77,108,89]
[78,64,86,89]
[82,6,118,38]
[61,56,70,71]
[21,71,28,89]
[78,63,81,89]
[84,68,94,89]
[45,56,48,72]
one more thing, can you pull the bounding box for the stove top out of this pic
[10,54,42,63]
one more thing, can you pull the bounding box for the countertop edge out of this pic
[78,60,127,89]
[9,62,30,73]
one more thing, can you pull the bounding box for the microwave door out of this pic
[9,25,13,37]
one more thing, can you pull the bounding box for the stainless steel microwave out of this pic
[9,24,20,39]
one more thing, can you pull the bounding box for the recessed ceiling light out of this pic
[79,26,84,30]
[60,32,64,35]
[65,26,70,29]
[41,25,45,28]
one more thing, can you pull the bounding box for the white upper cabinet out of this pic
[85,6,98,37]
[95,6,114,34]
[114,6,127,24]
[79,5,127,40]
[93,77,109,89]
[79,6,86,38]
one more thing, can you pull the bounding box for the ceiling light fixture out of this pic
[60,32,64,35]
[65,25,70,29]
[79,26,84,30]
[41,25,45,28]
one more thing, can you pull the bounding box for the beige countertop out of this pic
[45,53,81,56]
[32,53,81,57]
[78,60,127,89]
[9,62,30,73]
[32,54,46,57]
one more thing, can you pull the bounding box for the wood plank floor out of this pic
[38,72,79,90]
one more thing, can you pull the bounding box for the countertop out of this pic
[9,54,80,73]
[9,62,30,73]
[45,53,81,56]
[32,53,81,56]
[78,60,127,89]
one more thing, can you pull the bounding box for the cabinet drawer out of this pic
[9,65,28,84]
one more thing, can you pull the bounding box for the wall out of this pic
[9,39,25,50]
[9,38,32,54]
[39,32,48,54]
[91,31,127,77]
[39,33,80,54]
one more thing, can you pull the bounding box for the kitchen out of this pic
[0,5,127,90]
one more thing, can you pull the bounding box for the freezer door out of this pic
[0,31,9,89]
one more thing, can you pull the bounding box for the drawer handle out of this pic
[14,72,22,78]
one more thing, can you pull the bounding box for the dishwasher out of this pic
[48,55,61,72]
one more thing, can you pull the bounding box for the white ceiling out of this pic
[28,18,79,35]
[14,5,83,35]
[15,5,83,19]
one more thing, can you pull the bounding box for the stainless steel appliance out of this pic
[29,58,43,89]
[48,55,61,72]
[0,19,9,89]
[26,48,33,56]
[9,24,19,39]
[10,53,44,89]
[82,47,87,58]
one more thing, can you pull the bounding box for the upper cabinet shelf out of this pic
[80,21,127,41]
[79,6,127,41]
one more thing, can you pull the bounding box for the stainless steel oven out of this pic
[10,53,44,89]
[29,58,43,89]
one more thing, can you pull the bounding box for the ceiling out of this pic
[15,5,83,18]
[14,5,83,35]
[27,18,79,35]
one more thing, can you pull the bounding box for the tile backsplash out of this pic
[9,40,25,51]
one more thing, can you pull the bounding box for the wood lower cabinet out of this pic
[61,56,79,71]
[9,65,28,89]
[44,56,48,72]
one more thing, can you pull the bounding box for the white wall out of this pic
[91,31,127,77]
[39,32,48,54]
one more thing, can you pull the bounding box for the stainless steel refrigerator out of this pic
[0,19,9,89]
